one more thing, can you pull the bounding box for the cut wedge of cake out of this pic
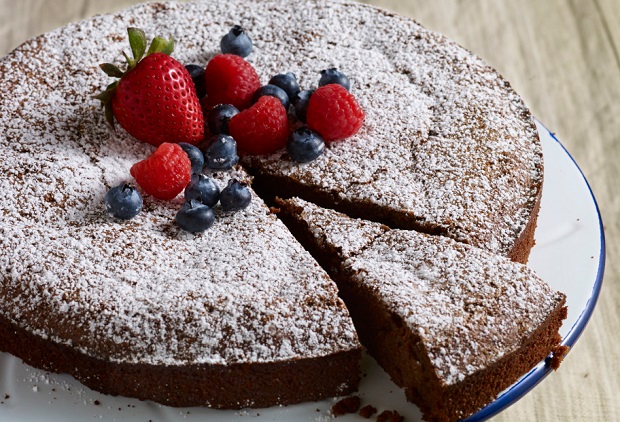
[277,197,567,422]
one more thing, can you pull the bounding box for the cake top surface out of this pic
[284,197,564,385]
[0,0,371,366]
[281,197,389,260]
[241,0,542,256]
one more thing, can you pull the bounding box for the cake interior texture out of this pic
[0,0,564,420]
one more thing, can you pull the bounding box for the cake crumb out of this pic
[3,394,9,400]
[550,345,570,370]
[94,399,101,405]
[376,410,404,422]
[359,404,377,418]
[331,395,361,416]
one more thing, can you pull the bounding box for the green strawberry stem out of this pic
[147,36,174,56]
[128,27,147,65]
[95,27,175,128]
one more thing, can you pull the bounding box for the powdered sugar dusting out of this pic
[0,0,544,383]
[285,197,388,260]
[0,0,364,366]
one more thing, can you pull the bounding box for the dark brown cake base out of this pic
[0,314,361,409]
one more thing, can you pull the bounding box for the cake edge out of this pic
[338,275,566,422]
[0,312,361,408]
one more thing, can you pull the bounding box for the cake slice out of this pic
[277,197,567,422]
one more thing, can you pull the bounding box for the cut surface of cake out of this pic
[277,197,567,422]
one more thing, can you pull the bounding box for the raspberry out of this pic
[306,84,364,142]
[130,143,192,200]
[229,96,289,155]
[204,54,261,110]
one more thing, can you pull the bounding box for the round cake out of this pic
[0,0,551,419]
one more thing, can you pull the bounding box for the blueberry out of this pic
[178,142,205,174]
[220,179,252,212]
[208,104,239,135]
[220,25,253,58]
[104,183,142,220]
[185,64,206,98]
[176,199,215,233]
[287,127,325,163]
[268,73,300,101]
[292,89,315,122]
[252,84,290,109]
[204,134,239,170]
[184,173,221,207]
[319,68,350,91]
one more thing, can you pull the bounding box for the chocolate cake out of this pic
[277,197,567,422]
[0,0,561,420]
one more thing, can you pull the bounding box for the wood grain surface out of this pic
[1,1,618,421]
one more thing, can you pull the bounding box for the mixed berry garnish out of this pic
[203,54,261,110]
[185,64,207,99]
[130,143,192,201]
[98,25,364,232]
[220,25,253,58]
[269,72,301,101]
[184,173,221,207]
[292,89,314,122]
[176,199,216,233]
[204,134,239,170]
[306,84,364,142]
[179,142,205,174]
[207,104,239,135]
[96,28,204,147]
[229,96,289,156]
[319,67,351,91]
[252,84,290,109]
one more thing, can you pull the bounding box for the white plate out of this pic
[0,120,605,422]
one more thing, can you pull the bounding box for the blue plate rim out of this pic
[462,120,606,422]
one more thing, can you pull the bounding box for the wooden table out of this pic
[1,1,617,420]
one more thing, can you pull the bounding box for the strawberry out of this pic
[130,143,191,200]
[96,28,204,147]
